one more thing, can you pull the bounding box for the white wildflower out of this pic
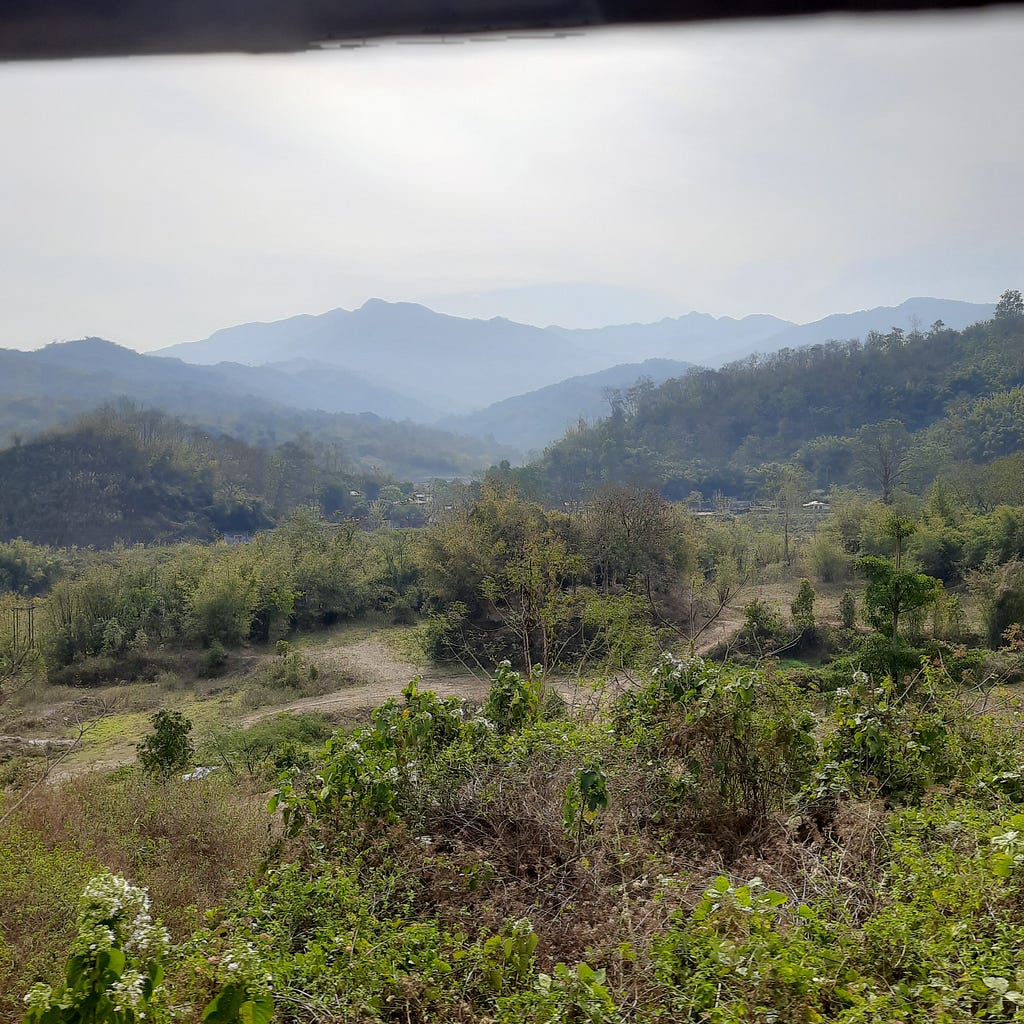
[111,969,146,1012]
[23,983,53,1011]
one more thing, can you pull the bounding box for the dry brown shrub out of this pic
[13,770,275,934]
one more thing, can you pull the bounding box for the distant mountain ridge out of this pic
[155,296,995,412]
[748,298,996,360]
[1,296,998,465]
[438,358,695,452]
[0,338,517,479]
[19,335,433,419]
[546,311,792,364]
[157,299,609,412]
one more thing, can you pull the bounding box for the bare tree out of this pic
[856,419,910,504]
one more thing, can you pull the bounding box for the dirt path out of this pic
[690,606,746,655]
[241,635,631,726]
[39,617,748,777]
[241,636,489,725]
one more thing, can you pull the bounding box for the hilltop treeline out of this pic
[0,404,402,547]
[533,292,1024,501]
[0,337,518,479]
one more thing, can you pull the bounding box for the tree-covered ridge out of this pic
[0,405,410,548]
[536,297,1024,500]
[0,338,518,479]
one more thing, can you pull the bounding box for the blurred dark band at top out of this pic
[1,0,1021,62]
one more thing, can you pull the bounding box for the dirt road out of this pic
[241,636,490,725]
[240,635,638,726]
[37,616,744,778]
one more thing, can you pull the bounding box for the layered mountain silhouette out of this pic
[2,296,997,460]
[0,339,514,478]
[157,299,607,412]
[438,358,695,452]
[156,296,995,413]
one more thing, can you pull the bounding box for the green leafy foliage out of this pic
[200,983,273,1024]
[857,555,942,640]
[838,590,857,630]
[811,659,1006,802]
[563,762,609,846]
[23,873,170,1024]
[270,677,485,837]
[23,873,273,1024]
[16,630,1024,1024]
[618,654,818,838]
[790,578,816,631]
[482,661,543,734]
[136,710,194,780]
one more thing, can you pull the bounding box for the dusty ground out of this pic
[240,635,490,726]
[13,593,763,780]
[241,634,639,726]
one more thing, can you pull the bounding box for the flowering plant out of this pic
[23,872,170,1023]
[23,873,273,1024]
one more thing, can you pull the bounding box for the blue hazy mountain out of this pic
[155,297,995,414]
[438,358,694,453]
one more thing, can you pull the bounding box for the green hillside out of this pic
[0,339,517,479]
[0,405,403,547]
[534,293,1024,501]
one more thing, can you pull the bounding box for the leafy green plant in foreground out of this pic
[23,872,272,1024]
[269,676,491,837]
[618,653,819,838]
[23,872,170,1024]
[563,761,609,850]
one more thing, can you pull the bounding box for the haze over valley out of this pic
[1,294,995,465]
[4,14,1024,1024]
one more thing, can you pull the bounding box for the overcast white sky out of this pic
[2,9,1023,350]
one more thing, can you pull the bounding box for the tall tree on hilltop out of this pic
[995,288,1024,322]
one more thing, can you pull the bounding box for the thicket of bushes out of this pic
[6,482,1024,689]
[6,650,1024,1022]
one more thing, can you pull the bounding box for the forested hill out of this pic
[438,358,694,452]
[0,407,406,548]
[0,338,515,479]
[534,294,1024,501]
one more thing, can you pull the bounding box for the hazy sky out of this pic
[2,10,1023,351]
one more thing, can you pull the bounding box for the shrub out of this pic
[496,962,619,1023]
[417,602,468,662]
[23,873,272,1024]
[651,875,854,1022]
[22,872,172,1024]
[482,660,543,734]
[620,654,818,840]
[202,639,228,677]
[791,578,816,631]
[270,678,483,839]
[810,660,1009,804]
[201,714,333,778]
[136,710,194,779]
[806,533,850,583]
[974,561,1024,648]
[839,591,857,630]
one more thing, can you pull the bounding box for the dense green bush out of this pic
[136,710,194,780]
[810,658,1012,803]
[617,655,818,840]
